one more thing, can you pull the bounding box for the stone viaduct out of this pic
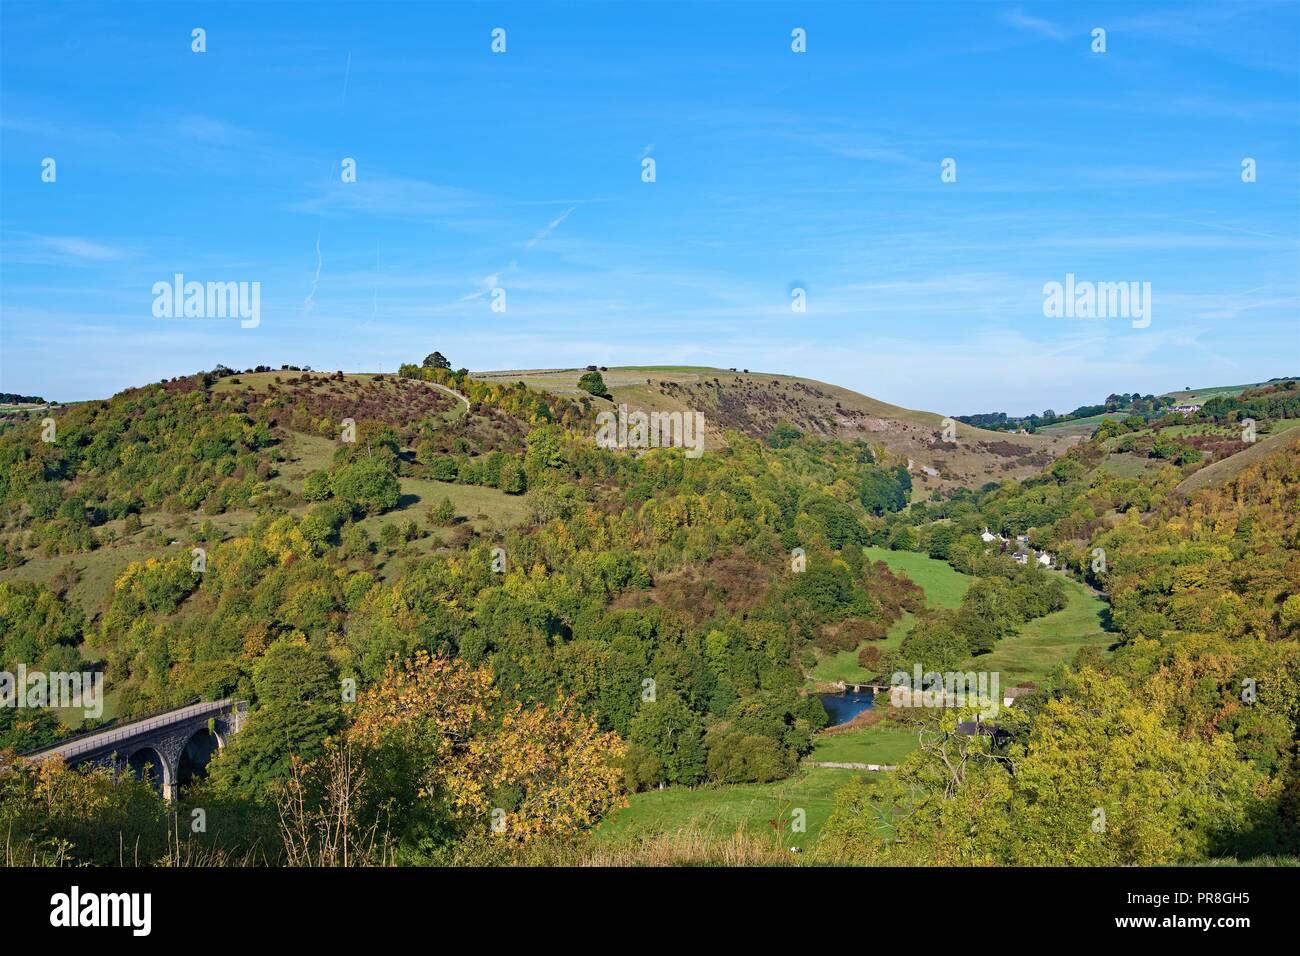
[22,698,247,800]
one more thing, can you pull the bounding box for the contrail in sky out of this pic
[304,231,322,311]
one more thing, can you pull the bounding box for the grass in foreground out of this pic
[811,723,919,766]
[595,767,873,851]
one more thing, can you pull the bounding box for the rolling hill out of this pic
[473,366,1080,491]
[1174,423,1300,495]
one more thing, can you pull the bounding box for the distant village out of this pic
[981,528,1054,567]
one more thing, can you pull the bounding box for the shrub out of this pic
[328,460,400,515]
[577,371,607,397]
[429,497,457,526]
[302,470,332,501]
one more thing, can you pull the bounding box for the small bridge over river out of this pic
[836,681,890,694]
[22,698,247,800]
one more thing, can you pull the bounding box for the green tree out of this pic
[496,458,526,494]
[625,694,707,789]
[1009,672,1264,864]
[705,732,786,783]
[430,497,456,526]
[0,706,63,751]
[766,422,803,448]
[888,524,918,551]
[524,425,568,476]
[859,467,910,516]
[328,459,400,515]
[302,470,332,502]
[209,639,343,798]
[577,371,607,397]
[895,613,969,674]
[927,523,957,560]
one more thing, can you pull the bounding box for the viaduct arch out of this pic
[22,699,247,801]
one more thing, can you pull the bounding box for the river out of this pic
[818,689,875,727]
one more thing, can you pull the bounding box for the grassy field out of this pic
[272,431,336,494]
[964,577,1111,686]
[394,477,530,528]
[811,612,914,684]
[0,540,160,616]
[1098,452,1164,479]
[472,366,707,396]
[810,548,1112,688]
[811,549,971,685]
[211,370,425,393]
[1161,381,1269,402]
[267,425,529,533]
[863,546,971,608]
[811,723,918,766]
[347,477,532,581]
[1037,411,1128,436]
[1157,423,1237,437]
[594,767,874,850]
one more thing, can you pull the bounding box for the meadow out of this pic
[811,723,919,766]
[965,579,1111,687]
[810,547,971,685]
[595,767,873,850]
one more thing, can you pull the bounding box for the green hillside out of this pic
[0,360,1295,870]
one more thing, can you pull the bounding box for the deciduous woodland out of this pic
[1,365,1296,866]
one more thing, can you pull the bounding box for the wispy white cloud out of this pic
[525,206,577,250]
[41,236,128,261]
[1,233,131,265]
[304,232,323,312]
[457,262,516,302]
[175,114,254,145]
[1003,9,1065,40]
[290,173,486,220]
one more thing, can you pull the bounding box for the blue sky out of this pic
[2,1,1297,415]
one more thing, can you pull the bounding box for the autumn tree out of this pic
[346,652,625,851]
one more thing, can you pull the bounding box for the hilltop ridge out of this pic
[473,365,1079,491]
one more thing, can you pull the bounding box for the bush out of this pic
[706,732,787,784]
[496,459,526,494]
[328,460,400,515]
[339,524,372,558]
[766,422,803,448]
[429,497,457,526]
[302,470,332,501]
[577,371,607,397]
[858,644,886,672]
